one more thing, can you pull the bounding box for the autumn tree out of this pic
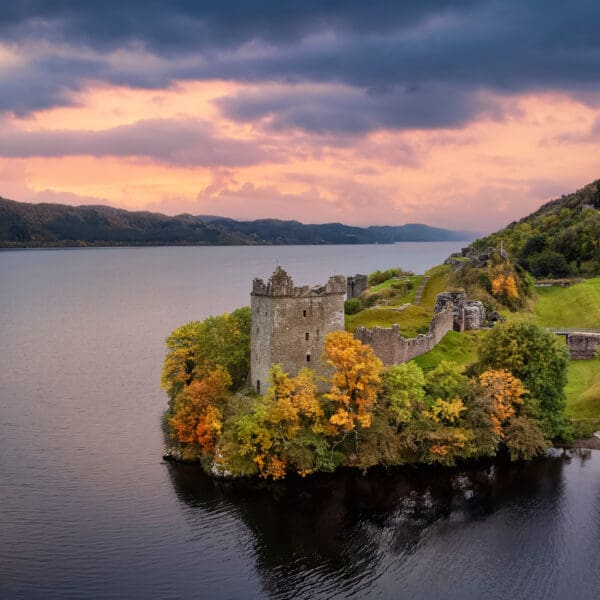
[161,320,202,403]
[237,365,326,479]
[324,331,383,433]
[477,320,569,439]
[424,360,470,403]
[478,369,526,437]
[161,307,251,400]
[475,369,547,459]
[192,306,251,388]
[504,416,548,460]
[168,366,232,458]
[491,273,519,302]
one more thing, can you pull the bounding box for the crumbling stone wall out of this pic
[251,267,346,393]
[353,305,455,365]
[567,333,600,359]
[435,291,486,331]
[347,274,368,299]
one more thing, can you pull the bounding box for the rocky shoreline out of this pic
[556,436,600,451]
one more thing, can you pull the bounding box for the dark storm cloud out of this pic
[2,1,600,131]
[217,85,504,134]
[0,119,272,166]
[0,1,479,51]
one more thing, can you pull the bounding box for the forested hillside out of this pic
[475,180,600,277]
[0,197,472,247]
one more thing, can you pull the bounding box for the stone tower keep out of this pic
[250,267,346,394]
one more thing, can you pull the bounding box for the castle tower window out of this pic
[305,332,309,340]
[256,380,261,394]
[306,354,311,362]
[303,309,307,317]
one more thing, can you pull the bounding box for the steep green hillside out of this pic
[565,360,600,419]
[474,179,600,277]
[535,278,600,327]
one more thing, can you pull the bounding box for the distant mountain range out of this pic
[0,197,475,247]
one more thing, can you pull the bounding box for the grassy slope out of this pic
[369,275,424,305]
[346,305,432,337]
[535,277,600,327]
[420,264,453,309]
[534,278,600,420]
[414,330,485,371]
[565,360,600,418]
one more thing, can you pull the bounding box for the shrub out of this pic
[344,298,363,315]
[368,268,401,286]
[571,418,600,439]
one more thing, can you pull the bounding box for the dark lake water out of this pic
[1,244,600,599]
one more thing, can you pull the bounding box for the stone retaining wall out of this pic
[567,333,600,360]
[353,305,455,365]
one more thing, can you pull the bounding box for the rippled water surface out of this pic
[2,244,600,599]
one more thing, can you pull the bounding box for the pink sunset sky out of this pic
[1,1,600,233]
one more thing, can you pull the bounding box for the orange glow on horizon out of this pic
[2,83,600,232]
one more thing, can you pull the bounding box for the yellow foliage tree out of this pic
[424,398,467,425]
[324,331,383,432]
[237,365,323,479]
[479,369,526,437]
[491,273,519,301]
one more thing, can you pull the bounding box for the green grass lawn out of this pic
[420,264,452,309]
[345,304,432,338]
[367,275,424,306]
[565,359,600,419]
[413,330,485,371]
[535,277,600,328]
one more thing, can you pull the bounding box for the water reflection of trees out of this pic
[167,456,566,598]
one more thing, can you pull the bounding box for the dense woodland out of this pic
[0,196,470,247]
[476,179,600,277]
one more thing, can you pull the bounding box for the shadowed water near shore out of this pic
[166,452,600,599]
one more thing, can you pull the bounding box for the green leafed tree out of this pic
[161,320,203,402]
[476,320,569,439]
[192,306,251,388]
[161,306,251,401]
[424,360,470,403]
[382,362,426,425]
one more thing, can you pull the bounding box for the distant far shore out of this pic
[0,239,470,249]
[0,196,475,247]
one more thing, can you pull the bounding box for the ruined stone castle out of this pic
[250,267,487,393]
[250,267,346,394]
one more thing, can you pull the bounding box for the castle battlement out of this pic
[252,266,346,298]
[250,267,346,394]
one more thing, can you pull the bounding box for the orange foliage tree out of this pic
[324,331,383,433]
[491,273,519,301]
[168,366,232,455]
